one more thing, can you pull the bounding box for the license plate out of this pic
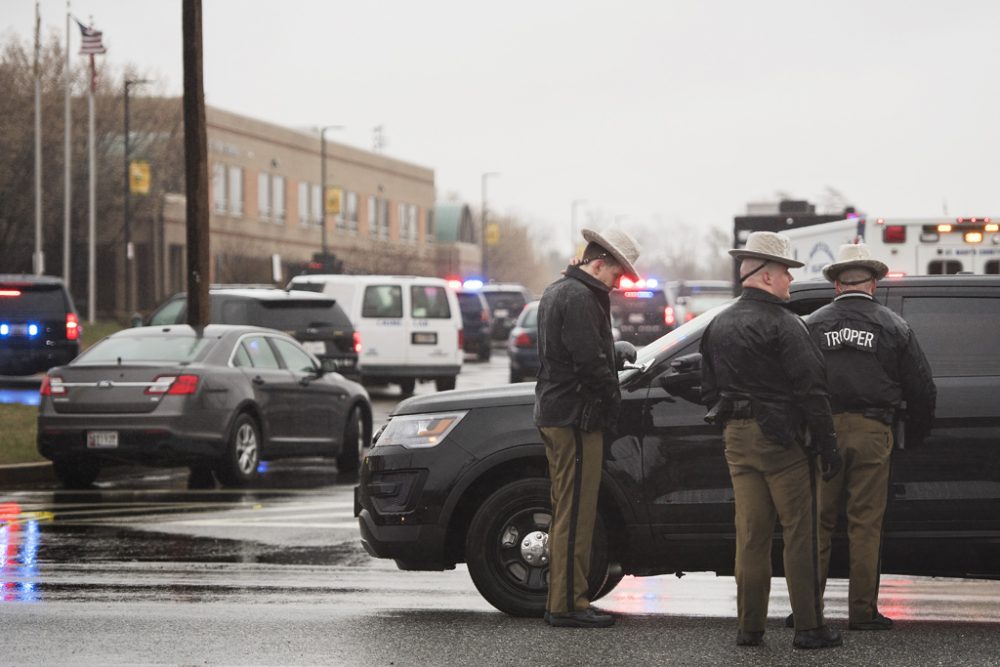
[494,309,509,318]
[412,332,437,345]
[330,357,355,368]
[87,431,118,448]
[628,313,645,323]
[301,341,325,354]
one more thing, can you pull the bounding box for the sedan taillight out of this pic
[458,329,465,349]
[66,313,80,341]
[353,331,362,354]
[664,306,676,327]
[145,374,200,395]
[514,332,533,348]
[40,375,66,396]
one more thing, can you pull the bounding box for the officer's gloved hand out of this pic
[820,446,843,482]
[614,341,638,370]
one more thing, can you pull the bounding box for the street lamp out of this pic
[571,198,587,255]
[481,172,499,281]
[123,77,151,316]
[319,125,344,260]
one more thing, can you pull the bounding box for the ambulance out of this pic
[782,215,1000,279]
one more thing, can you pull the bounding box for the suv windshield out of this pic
[483,292,527,313]
[620,301,731,383]
[257,300,347,329]
[0,284,67,318]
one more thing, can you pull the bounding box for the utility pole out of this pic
[123,77,150,316]
[319,125,343,260]
[183,0,210,328]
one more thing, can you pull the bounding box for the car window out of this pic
[241,335,281,369]
[232,344,253,368]
[362,285,403,318]
[518,305,538,328]
[75,334,211,364]
[257,300,349,329]
[220,299,251,324]
[0,284,68,318]
[483,291,527,312]
[270,337,317,373]
[148,297,185,325]
[411,286,451,319]
[457,292,485,315]
[901,297,1000,377]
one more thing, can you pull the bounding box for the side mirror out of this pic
[130,312,144,328]
[613,341,638,370]
[656,352,703,404]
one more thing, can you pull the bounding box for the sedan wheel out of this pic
[465,478,609,617]
[336,404,367,474]
[216,413,260,487]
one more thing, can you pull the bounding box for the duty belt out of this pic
[835,407,895,426]
[731,399,753,420]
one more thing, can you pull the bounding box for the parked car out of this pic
[37,324,372,488]
[454,288,493,362]
[668,279,734,325]
[0,275,80,376]
[287,274,463,394]
[145,287,359,379]
[609,278,674,345]
[481,283,533,342]
[356,275,1000,617]
[507,300,539,383]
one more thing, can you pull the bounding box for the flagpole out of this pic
[64,1,72,288]
[87,51,96,323]
[34,0,44,275]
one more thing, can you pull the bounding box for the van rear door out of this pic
[358,283,406,369]
[408,283,460,370]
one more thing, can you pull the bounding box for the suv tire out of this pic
[52,458,100,489]
[435,376,456,392]
[336,404,366,474]
[398,378,416,396]
[464,478,609,617]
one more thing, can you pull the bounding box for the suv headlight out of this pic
[374,411,468,449]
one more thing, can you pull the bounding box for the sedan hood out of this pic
[392,382,536,416]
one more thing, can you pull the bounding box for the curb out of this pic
[0,461,55,488]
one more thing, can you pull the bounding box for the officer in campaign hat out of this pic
[805,243,936,630]
[700,231,843,649]
[534,226,639,628]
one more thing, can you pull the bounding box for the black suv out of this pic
[146,287,359,378]
[0,275,81,375]
[481,284,532,341]
[610,282,674,345]
[356,275,1000,617]
[455,289,492,361]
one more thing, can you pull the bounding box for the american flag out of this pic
[74,19,107,55]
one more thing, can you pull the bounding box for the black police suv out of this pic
[356,275,1000,617]
[147,287,359,379]
[0,275,81,376]
[455,289,492,362]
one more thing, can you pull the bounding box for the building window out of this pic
[212,163,227,213]
[311,184,322,225]
[344,191,358,233]
[426,208,435,242]
[258,172,270,220]
[271,175,285,224]
[228,166,243,217]
[367,195,376,238]
[398,203,418,242]
[298,181,310,227]
[377,198,390,240]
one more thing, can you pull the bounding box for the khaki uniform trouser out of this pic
[724,419,823,633]
[539,425,603,614]
[818,412,893,624]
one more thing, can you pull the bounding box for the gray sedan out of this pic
[37,324,372,488]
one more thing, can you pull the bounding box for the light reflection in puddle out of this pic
[0,502,41,602]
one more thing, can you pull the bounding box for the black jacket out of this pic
[534,265,620,428]
[806,291,936,443]
[700,287,837,452]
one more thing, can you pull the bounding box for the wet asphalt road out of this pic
[3,352,1000,665]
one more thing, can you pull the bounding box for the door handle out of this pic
[252,375,265,386]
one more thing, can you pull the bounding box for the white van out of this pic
[287,274,463,394]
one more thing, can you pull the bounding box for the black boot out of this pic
[736,630,765,646]
[544,608,615,628]
[793,625,843,649]
[849,611,893,631]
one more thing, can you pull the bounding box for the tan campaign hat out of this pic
[581,227,641,281]
[728,231,804,268]
[822,243,889,282]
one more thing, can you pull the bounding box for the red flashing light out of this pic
[447,279,462,290]
[619,277,635,289]
[66,313,79,341]
[514,332,533,348]
[353,331,362,353]
[886,271,907,278]
[883,225,906,244]
[664,306,676,327]
[0,289,22,297]
[684,311,695,322]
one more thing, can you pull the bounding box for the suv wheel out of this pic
[435,376,456,392]
[52,458,100,489]
[398,378,416,396]
[216,413,260,487]
[464,478,609,617]
[336,404,366,474]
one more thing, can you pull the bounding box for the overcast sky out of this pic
[6,0,1000,256]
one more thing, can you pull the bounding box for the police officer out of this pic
[700,231,843,649]
[806,243,936,631]
[534,226,640,628]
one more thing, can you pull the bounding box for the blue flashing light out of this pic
[0,323,8,336]
[27,324,39,337]
[645,278,659,288]
[462,278,484,290]
[624,290,654,299]
[256,461,269,474]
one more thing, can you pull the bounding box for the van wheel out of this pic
[435,376,456,392]
[509,370,522,383]
[398,379,416,396]
[336,404,367,474]
[477,343,492,362]
[53,458,101,489]
[464,478,608,617]
[216,413,260,487]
